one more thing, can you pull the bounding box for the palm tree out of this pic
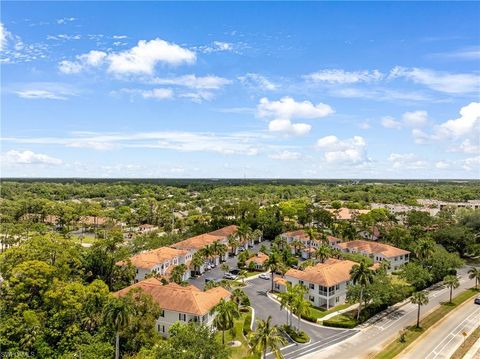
[292,284,310,332]
[350,261,375,320]
[290,238,303,255]
[238,269,248,284]
[102,297,133,359]
[191,251,205,276]
[265,252,282,293]
[305,227,318,257]
[212,299,240,345]
[248,316,287,359]
[415,239,435,262]
[237,223,253,247]
[315,245,331,263]
[220,262,230,275]
[278,282,295,326]
[444,275,460,303]
[253,228,263,244]
[411,291,429,328]
[231,288,249,308]
[468,267,480,290]
[331,248,343,259]
[203,244,214,266]
[170,263,187,284]
[227,234,240,256]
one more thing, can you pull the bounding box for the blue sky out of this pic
[1,2,479,178]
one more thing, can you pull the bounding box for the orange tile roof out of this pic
[337,240,410,258]
[114,279,230,315]
[246,252,269,265]
[274,277,287,286]
[171,225,238,251]
[117,247,188,269]
[326,208,370,220]
[285,259,358,287]
[281,229,309,240]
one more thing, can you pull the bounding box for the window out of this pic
[309,283,315,290]
[178,313,186,321]
[336,296,340,303]
[299,280,304,285]
[162,325,165,333]
[157,324,160,332]
[160,310,165,317]
[309,296,315,302]
[335,284,340,290]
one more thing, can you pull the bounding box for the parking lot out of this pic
[188,240,269,289]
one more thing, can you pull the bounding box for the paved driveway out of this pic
[243,277,359,359]
[188,241,267,290]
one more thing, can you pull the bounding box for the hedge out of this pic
[322,314,358,329]
[282,325,310,343]
[243,312,252,336]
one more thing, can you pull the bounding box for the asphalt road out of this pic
[243,277,358,359]
[300,266,478,359]
[401,298,480,359]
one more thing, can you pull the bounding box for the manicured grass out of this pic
[303,303,353,323]
[322,314,358,328]
[450,325,480,359]
[215,307,258,359]
[374,288,480,359]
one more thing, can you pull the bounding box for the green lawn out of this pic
[304,303,352,322]
[374,288,480,359]
[215,307,260,359]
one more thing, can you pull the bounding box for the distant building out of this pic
[280,229,342,259]
[417,199,480,211]
[335,240,410,271]
[245,252,269,270]
[326,208,370,221]
[114,279,230,337]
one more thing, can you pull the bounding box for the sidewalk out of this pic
[464,336,480,359]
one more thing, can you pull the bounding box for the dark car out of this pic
[230,269,240,275]
[475,297,480,305]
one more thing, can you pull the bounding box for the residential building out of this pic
[116,247,192,283]
[277,259,359,309]
[326,208,370,221]
[114,279,230,337]
[245,252,269,270]
[280,229,342,259]
[335,240,410,271]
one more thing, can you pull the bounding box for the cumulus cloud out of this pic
[13,83,77,100]
[269,150,302,160]
[268,119,311,136]
[315,135,368,164]
[59,38,196,75]
[238,73,278,91]
[388,153,427,170]
[152,74,231,89]
[258,97,334,119]
[305,69,383,84]
[402,111,429,127]
[0,23,9,51]
[412,102,480,149]
[461,156,480,171]
[389,66,480,94]
[381,116,402,129]
[1,150,62,165]
[141,88,174,100]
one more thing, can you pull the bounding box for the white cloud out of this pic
[269,150,302,160]
[59,38,196,75]
[305,69,383,84]
[56,17,76,24]
[381,116,402,129]
[258,96,334,119]
[112,35,128,39]
[13,83,77,100]
[1,150,62,165]
[315,135,368,164]
[453,139,480,154]
[0,23,10,51]
[199,41,238,53]
[389,66,480,94]
[358,121,371,130]
[435,161,450,169]
[388,153,427,170]
[152,74,231,89]
[15,89,67,100]
[268,119,311,136]
[413,102,480,148]
[461,156,480,171]
[238,73,278,91]
[141,88,174,100]
[330,87,432,102]
[429,46,480,61]
[402,111,429,127]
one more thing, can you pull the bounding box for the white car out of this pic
[259,273,270,280]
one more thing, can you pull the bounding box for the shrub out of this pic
[301,312,318,323]
[281,325,310,343]
[322,314,357,329]
[242,312,252,336]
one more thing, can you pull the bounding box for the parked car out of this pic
[223,273,237,280]
[238,247,245,252]
[229,269,240,275]
[474,296,480,305]
[259,273,270,280]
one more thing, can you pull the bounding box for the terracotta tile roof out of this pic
[285,259,358,287]
[116,247,188,270]
[326,208,370,220]
[246,252,269,265]
[274,277,287,286]
[337,240,410,258]
[114,279,230,315]
[171,225,238,251]
[281,229,309,240]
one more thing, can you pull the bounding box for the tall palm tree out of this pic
[443,275,460,303]
[217,243,228,262]
[191,251,204,276]
[102,297,133,359]
[278,282,295,326]
[415,239,435,262]
[411,291,429,328]
[290,238,303,255]
[350,262,375,320]
[237,223,253,247]
[315,245,331,263]
[203,244,214,265]
[292,284,310,332]
[171,263,187,284]
[227,234,240,256]
[304,227,318,257]
[212,299,240,345]
[468,267,480,290]
[253,228,263,244]
[231,288,249,308]
[265,252,282,293]
[248,316,287,359]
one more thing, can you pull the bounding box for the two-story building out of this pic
[277,259,359,309]
[245,252,269,270]
[114,278,230,336]
[280,230,342,259]
[335,240,410,271]
[116,247,192,283]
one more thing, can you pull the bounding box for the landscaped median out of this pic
[374,288,480,359]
